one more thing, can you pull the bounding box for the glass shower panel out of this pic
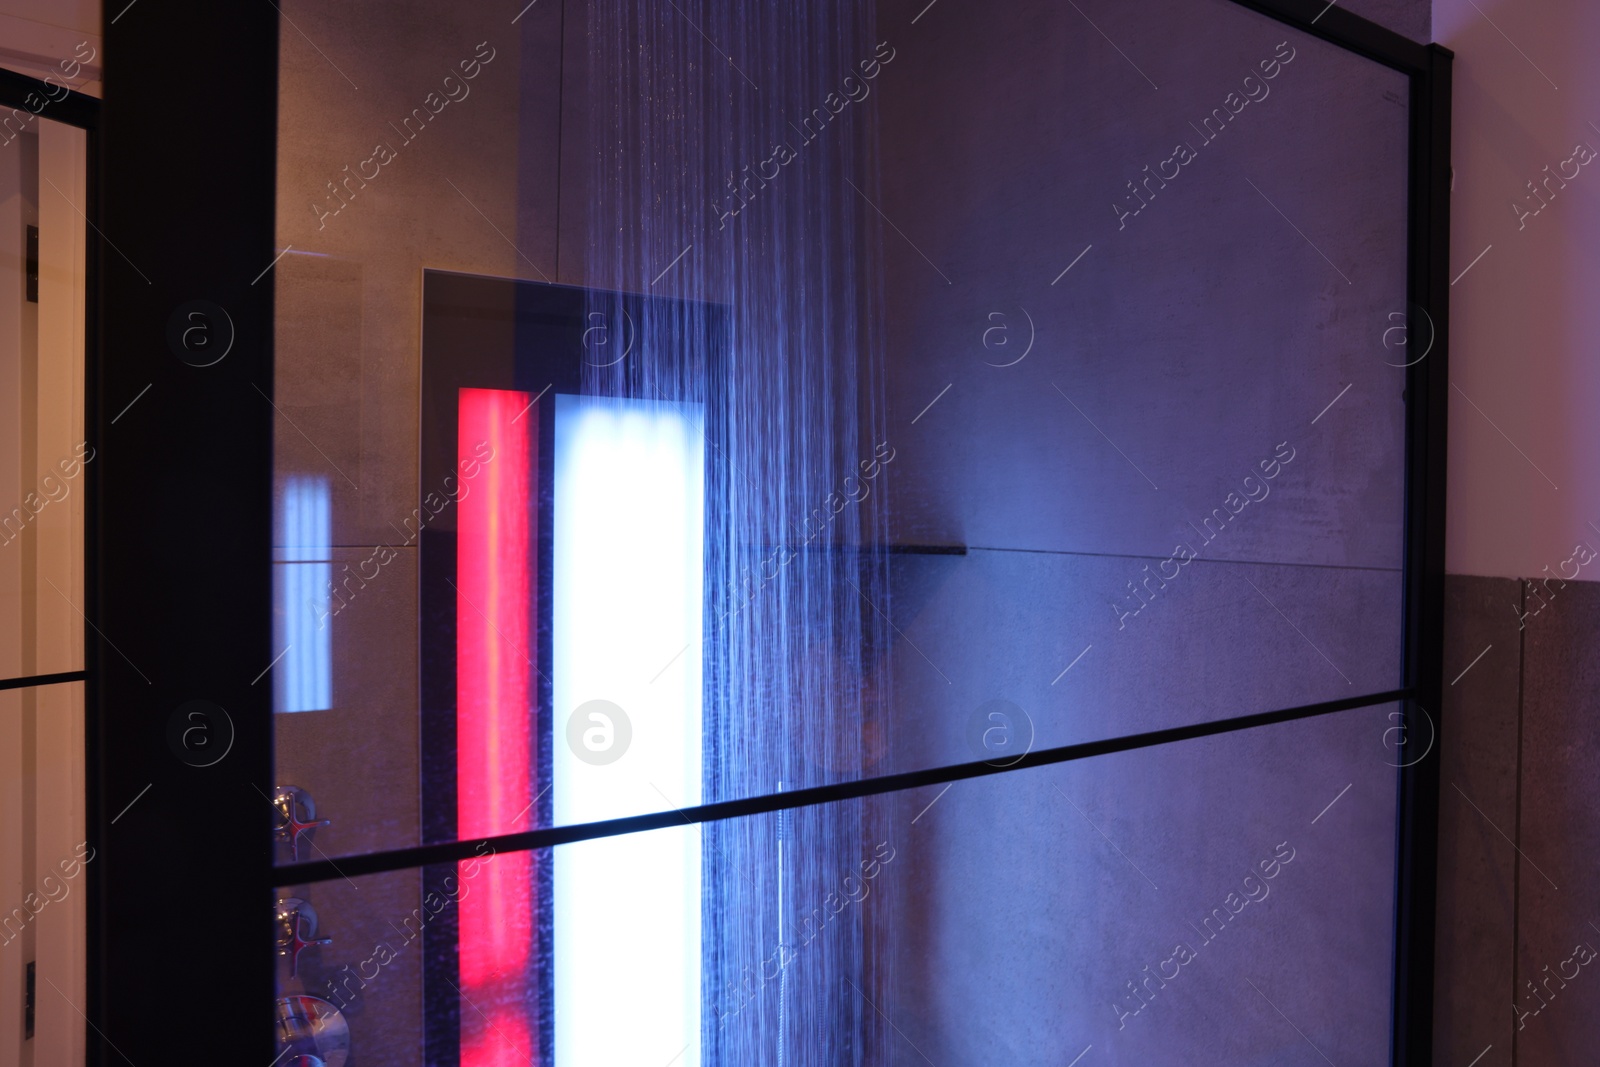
[272,0,1412,859]
[863,0,1411,776]
[272,703,1402,1065]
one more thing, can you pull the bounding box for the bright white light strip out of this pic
[553,395,703,1066]
[276,475,331,713]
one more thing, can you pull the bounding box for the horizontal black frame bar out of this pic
[1227,0,1435,74]
[0,64,101,130]
[0,670,88,692]
[276,686,1411,886]
[751,542,969,556]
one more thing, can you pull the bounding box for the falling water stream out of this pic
[582,0,896,1060]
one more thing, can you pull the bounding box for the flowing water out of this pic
[582,0,896,1060]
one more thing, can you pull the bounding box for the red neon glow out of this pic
[457,387,537,1066]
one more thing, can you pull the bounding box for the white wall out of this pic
[1437,0,1600,578]
[0,2,100,97]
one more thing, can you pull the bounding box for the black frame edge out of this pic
[1224,0,1433,73]
[94,1,279,1063]
[0,671,88,692]
[0,66,100,131]
[1393,42,1452,1067]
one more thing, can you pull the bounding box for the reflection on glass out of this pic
[0,117,86,681]
[0,113,87,1066]
[275,474,332,713]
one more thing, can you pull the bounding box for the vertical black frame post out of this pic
[93,1,278,1063]
[1395,43,1453,1067]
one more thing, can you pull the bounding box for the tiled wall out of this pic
[1436,574,1600,1063]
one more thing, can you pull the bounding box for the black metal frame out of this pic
[91,1,280,1064]
[42,0,1447,1062]
[0,67,100,134]
[280,685,1412,876]
[1395,41,1454,1067]
[0,671,87,692]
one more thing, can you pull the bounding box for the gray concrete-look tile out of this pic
[1434,575,1522,1065]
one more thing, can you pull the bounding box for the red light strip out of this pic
[457,388,537,1066]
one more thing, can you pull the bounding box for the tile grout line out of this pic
[1511,577,1526,1067]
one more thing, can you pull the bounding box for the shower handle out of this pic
[275,897,332,977]
[272,785,331,862]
